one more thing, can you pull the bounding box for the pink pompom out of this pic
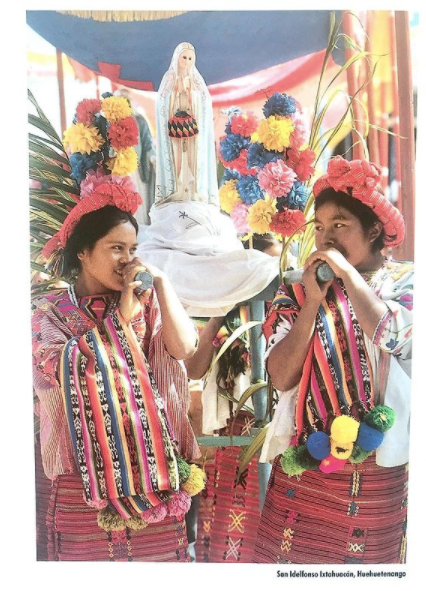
[319,455,347,474]
[167,491,192,518]
[141,502,168,524]
[85,497,109,510]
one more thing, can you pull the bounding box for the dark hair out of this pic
[63,206,138,277]
[242,233,280,253]
[314,187,385,252]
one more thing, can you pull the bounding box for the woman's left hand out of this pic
[304,248,354,279]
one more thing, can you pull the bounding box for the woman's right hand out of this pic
[303,258,334,305]
[118,258,152,324]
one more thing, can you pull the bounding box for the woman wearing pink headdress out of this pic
[253,156,413,564]
[31,98,204,561]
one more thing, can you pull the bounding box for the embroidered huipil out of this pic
[32,288,199,483]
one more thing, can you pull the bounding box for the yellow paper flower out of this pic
[257,116,295,152]
[63,123,104,154]
[219,179,241,213]
[247,198,276,234]
[181,464,206,496]
[107,147,138,176]
[102,96,132,122]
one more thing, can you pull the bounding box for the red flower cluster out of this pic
[107,117,139,151]
[230,111,259,137]
[270,208,306,237]
[219,149,257,176]
[76,99,102,125]
[287,148,316,181]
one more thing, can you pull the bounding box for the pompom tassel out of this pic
[365,405,396,432]
[141,502,168,524]
[176,456,191,483]
[181,464,206,496]
[125,515,149,531]
[86,497,108,510]
[97,506,126,531]
[167,491,192,519]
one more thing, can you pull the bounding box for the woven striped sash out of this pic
[264,280,375,443]
[60,311,179,512]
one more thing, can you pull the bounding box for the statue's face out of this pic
[178,49,195,74]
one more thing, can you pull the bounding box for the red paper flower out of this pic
[219,149,257,176]
[230,111,259,137]
[76,99,102,125]
[108,117,139,150]
[287,148,316,181]
[270,208,306,237]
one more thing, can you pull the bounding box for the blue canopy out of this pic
[27,10,343,90]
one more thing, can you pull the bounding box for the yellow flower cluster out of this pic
[63,123,104,154]
[219,179,241,213]
[247,198,276,234]
[107,147,138,176]
[257,116,294,152]
[102,96,132,122]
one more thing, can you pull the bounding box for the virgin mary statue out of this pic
[156,41,218,203]
[139,43,278,317]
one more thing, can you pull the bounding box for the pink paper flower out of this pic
[80,168,111,198]
[258,159,297,198]
[230,202,250,233]
[290,112,310,149]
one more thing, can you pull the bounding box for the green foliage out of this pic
[28,89,77,295]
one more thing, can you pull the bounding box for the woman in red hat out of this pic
[253,156,413,564]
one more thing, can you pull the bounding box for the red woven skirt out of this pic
[253,454,408,564]
[45,474,189,562]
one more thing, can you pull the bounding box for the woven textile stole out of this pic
[264,281,375,443]
[60,311,179,517]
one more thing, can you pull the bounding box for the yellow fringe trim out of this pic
[57,11,186,22]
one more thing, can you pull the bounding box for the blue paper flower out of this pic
[247,142,284,169]
[221,168,242,185]
[70,152,102,184]
[287,182,310,210]
[237,176,265,205]
[220,133,250,162]
[263,92,297,118]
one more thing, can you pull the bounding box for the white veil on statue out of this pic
[156,42,219,204]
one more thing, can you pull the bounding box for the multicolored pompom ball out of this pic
[329,438,354,460]
[356,422,385,452]
[319,455,347,474]
[348,444,372,464]
[330,415,360,443]
[365,405,396,432]
[306,431,330,460]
